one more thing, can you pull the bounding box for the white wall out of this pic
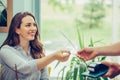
[13,0,33,15]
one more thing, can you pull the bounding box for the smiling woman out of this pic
[0,12,70,80]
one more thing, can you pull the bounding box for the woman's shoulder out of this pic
[0,45,20,57]
[1,45,13,49]
[0,45,14,57]
[0,45,16,51]
[0,45,23,53]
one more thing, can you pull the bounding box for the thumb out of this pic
[101,61,111,78]
[62,52,70,56]
[101,61,111,66]
[102,71,111,78]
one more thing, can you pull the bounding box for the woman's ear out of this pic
[15,28,20,34]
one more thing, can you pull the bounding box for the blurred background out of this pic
[0,0,120,79]
[40,0,120,79]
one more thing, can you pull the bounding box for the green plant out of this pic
[0,0,7,26]
[75,0,106,29]
[48,0,75,12]
[55,26,109,80]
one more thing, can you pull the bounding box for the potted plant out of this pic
[0,0,7,26]
[55,26,109,80]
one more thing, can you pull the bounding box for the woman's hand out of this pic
[53,50,70,62]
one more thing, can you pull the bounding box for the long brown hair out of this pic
[0,12,44,59]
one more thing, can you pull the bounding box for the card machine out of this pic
[82,62,109,78]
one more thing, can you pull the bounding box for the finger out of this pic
[109,71,120,79]
[102,72,110,78]
[77,49,85,54]
[76,54,83,59]
[77,53,90,61]
[102,61,111,66]
[102,67,113,78]
[103,73,115,79]
[109,75,115,79]
[63,53,70,57]
[76,55,87,61]
[77,50,81,54]
[62,50,70,54]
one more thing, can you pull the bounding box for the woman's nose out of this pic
[31,25,37,30]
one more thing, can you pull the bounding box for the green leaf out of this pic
[70,57,76,70]
[100,56,106,61]
[76,26,84,49]
[65,70,73,80]
[0,1,6,8]
[60,31,76,50]
[73,66,78,80]
[79,63,87,80]
[97,77,102,80]
[89,37,94,47]
[103,77,109,80]
[57,66,67,80]
[54,61,60,69]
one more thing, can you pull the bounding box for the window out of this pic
[41,0,120,78]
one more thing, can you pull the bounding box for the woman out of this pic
[0,12,70,80]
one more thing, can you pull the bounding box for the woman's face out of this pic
[16,15,37,42]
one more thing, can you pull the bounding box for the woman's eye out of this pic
[33,23,37,27]
[25,23,36,27]
[26,24,31,27]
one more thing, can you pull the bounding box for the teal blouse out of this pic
[0,45,49,80]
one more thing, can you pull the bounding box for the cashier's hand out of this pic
[102,61,120,79]
[77,48,98,61]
